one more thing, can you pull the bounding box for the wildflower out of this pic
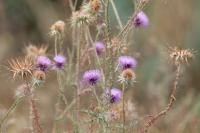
[53,54,66,69]
[8,57,33,80]
[105,88,122,103]
[118,56,137,70]
[169,47,195,64]
[36,56,51,71]
[50,20,65,36]
[24,44,48,59]
[118,69,136,83]
[95,41,105,55]
[133,11,149,28]
[83,69,101,85]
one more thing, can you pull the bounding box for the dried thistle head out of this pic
[70,2,98,27]
[8,57,34,80]
[71,10,95,27]
[118,69,136,83]
[24,44,48,59]
[50,20,65,36]
[169,47,195,64]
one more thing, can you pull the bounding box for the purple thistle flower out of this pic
[53,54,66,69]
[118,56,137,70]
[105,88,122,103]
[95,41,105,55]
[133,11,149,28]
[36,56,51,71]
[83,69,101,85]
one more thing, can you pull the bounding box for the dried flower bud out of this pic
[121,47,129,54]
[118,69,136,83]
[50,20,65,36]
[122,69,136,80]
[33,70,46,81]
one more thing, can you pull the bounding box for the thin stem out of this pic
[141,63,181,133]
[55,35,58,55]
[74,25,82,131]
[122,82,126,133]
[55,99,76,121]
[69,0,74,11]
[110,0,123,30]
[0,96,24,130]
[74,0,78,11]
[92,88,101,107]
[105,0,111,44]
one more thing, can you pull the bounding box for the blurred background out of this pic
[0,0,200,132]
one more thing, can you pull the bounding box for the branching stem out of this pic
[141,63,181,133]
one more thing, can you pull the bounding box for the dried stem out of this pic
[74,25,83,131]
[141,63,181,133]
[105,0,111,44]
[29,96,43,133]
[28,85,43,133]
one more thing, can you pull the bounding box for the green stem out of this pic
[122,82,125,133]
[110,0,123,30]
[55,35,58,55]
[0,96,24,130]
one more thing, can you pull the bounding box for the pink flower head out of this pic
[134,11,149,28]
[36,56,51,71]
[53,54,66,69]
[83,69,101,85]
[118,56,137,70]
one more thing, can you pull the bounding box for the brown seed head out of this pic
[122,69,136,80]
[33,70,46,81]
[50,20,65,35]
[121,46,129,54]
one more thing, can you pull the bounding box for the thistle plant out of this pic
[0,0,197,133]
